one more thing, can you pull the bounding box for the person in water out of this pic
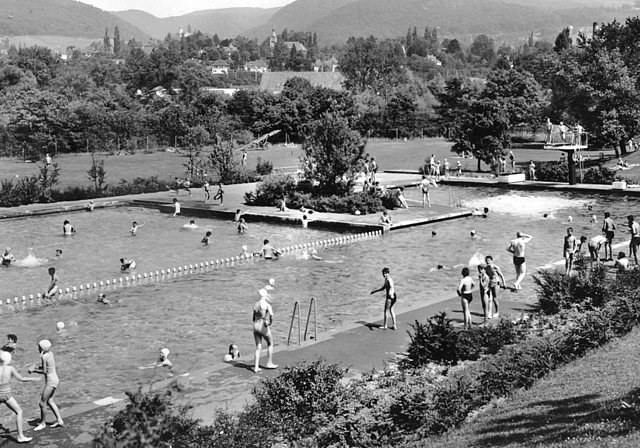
[260,239,281,260]
[86,200,94,211]
[252,289,278,373]
[62,220,76,235]
[44,267,58,298]
[1,247,15,267]
[29,340,64,431]
[370,267,397,330]
[139,348,173,370]
[1,334,17,353]
[0,351,40,443]
[223,344,240,362]
[172,198,181,217]
[201,231,212,246]
[130,221,146,236]
[240,245,250,258]
[237,218,248,235]
[120,258,136,271]
[55,249,63,259]
[234,209,249,222]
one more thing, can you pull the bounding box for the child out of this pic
[62,220,76,235]
[237,218,248,235]
[120,258,136,271]
[0,351,40,442]
[456,267,475,330]
[615,251,630,273]
[456,160,462,177]
[203,181,211,203]
[172,198,181,217]
[223,344,241,362]
[301,215,309,229]
[444,159,450,179]
[239,245,250,257]
[213,183,224,206]
[55,249,63,259]
[29,340,64,431]
[130,221,146,236]
[202,231,212,246]
[478,264,491,323]
[44,267,58,298]
[234,209,249,222]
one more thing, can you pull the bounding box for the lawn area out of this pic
[0,138,622,190]
[418,327,640,448]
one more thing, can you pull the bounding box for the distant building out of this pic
[269,25,278,49]
[209,59,230,75]
[259,72,345,94]
[313,57,338,72]
[284,42,307,54]
[245,60,269,73]
[426,54,442,66]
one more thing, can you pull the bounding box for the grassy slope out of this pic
[414,326,640,448]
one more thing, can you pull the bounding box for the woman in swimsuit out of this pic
[252,289,278,373]
[28,340,64,431]
[457,267,475,330]
[0,351,39,442]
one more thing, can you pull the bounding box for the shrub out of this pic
[244,173,298,206]
[534,265,610,314]
[536,161,568,182]
[582,165,617,184]
[255,157,274,175]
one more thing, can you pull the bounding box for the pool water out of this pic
[0,188,638,416]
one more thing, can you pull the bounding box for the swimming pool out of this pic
[0,187,637,416]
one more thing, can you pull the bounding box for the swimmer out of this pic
[44,267,58,298]
[55,322,65,333]
[260,239,281,260]
[233,209,249,222]
[183,220,197,229]
[567,216,573,223]
[223,344,240,362]
[370,267,397,330]
[1,334,17,353]
[590,214,597,224]
[240,245,249,257]
[485,255,506,317]
[378,210,393,234]
[471,207,489,217]
[86,200,94,211]
[543,213,548,219]
[55,249,62,259]
[563,227,577,275]
[130,221,146,236]
[301,215,309,229]
[237,218,248,235]
[615,251,630,273]
[253,289,277,372]
[0,351,40,443]
[264,278,276,291]
[139,348,174,370]
[120,258,136,271]
[97,293,110,304]
[29,340,64,431]
[201,231,212,245]
[62,220,76,235]
[309,249,322,260]
[588,234,606,266]
[172,198,181,217]
[478,264,491,323]
[1,247,15,267]
[602,211,616,261]
[420,175,437,208]
[470,230,476,237]
[432,231,437,237]
[507,231,533,291]
[203,180,211,203]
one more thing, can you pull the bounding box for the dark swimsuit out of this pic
[462,292,473,303]
[513,256,525,267]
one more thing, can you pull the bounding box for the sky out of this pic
[78,0,295,17]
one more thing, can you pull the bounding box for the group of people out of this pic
[563,212,640,275]
[545,118,585,146]
[425,154,461,179]
[0,337,64,443]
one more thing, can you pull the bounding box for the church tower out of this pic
[269,25,277,48]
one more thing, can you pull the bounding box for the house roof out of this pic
[211,59,229,67]
[284,42,307,53]
[259,72,345,94]
[246,60,268,68]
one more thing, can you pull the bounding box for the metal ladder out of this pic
[287,297,317,346]
[448,187,462,208]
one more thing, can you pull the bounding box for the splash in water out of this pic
[14,248,48,267]
[463,193,590,218]
[468,250,485,268]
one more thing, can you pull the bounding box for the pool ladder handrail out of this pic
[287,297,317,346]
[448,187,462,208]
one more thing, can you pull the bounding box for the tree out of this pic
[183,125,210,179]
[88,154,106,194]
[554,27,572,53]
[302,113,367,196]
[469,35,495,65]
[113,26,121,55]
[103,28,111,53]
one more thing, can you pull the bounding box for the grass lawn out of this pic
[417,327,640,448]
[0,138,624,190]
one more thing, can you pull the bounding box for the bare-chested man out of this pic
[563,227,577,275]
[370,267,397,330]
[602,211,616,261]
[507,231,533,291]
[420,175,437,208]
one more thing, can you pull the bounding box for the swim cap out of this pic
[161,348,169,357]
[269,278,275,286]
[242,245,248,251]
[259,289,269,298]
[0,351,11,364]
[470,230,476,236]
[39,340,51,351]
[56,322,65,331]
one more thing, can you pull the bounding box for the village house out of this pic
[245,60,269,73]
[208,59,230,75]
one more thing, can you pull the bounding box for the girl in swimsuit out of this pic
[252,289,278,373]
[0,351,39,442]
[29,340,64,431]
[457,267,475,330]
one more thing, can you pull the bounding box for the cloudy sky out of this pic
[78,0,295,17]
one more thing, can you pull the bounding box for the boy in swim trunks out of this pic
[563,227,577,275]
[237,218,248,235]
[627,215,640,265]
[457,267,475,330]
[507,231,533,290]
[260,239,281,260]
[62,220,76,235]
[44,267,58,298]
[602,212,616,261]
[202,231,212,245]
[29,340,64,431]
[253,289,278,373]
[370,267,397,330]
[130,221,146,236]
[0,351,40,443]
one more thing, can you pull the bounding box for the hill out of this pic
[0,0,149,41]
[241,0,639,46]
[112,7,280,40]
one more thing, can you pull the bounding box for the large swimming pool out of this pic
[0,187,637,416]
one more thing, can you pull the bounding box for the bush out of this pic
[533,265,610,314]
[255,157,274,175]
[582,165,617,184]
[536,161,568,182]
[244,173,298,206]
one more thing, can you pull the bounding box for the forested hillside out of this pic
[0,0,148,40]
[112,7,280,40]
